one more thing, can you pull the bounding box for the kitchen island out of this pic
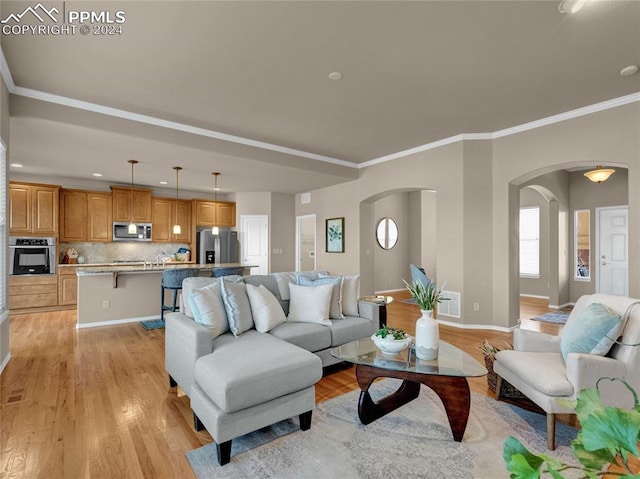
[75,263,255,328]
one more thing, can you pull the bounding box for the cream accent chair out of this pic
[493,293,640,450]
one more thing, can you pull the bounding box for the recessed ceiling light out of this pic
[92,173,103,177]
[10,163,23,168]
[329,72,343,81]
[620,65,639,77]
[159,181,168,185]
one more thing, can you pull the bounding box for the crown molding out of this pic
[0,46,355,169]
[1,46,638,172]
[491,92,640,139]
[360,93,640,168]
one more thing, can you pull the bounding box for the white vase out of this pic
[415,309,439,360]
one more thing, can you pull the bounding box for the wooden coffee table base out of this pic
[355,364,471,441]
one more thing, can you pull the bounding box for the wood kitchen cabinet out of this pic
[59,190,112,242]
[87,192,112,242]
[9,182,59,236]
[58,266,78,306]
[9,275,58,310]
[152,197,191,243]
[59,189,87,242]
[110,186,152,223]
[194,200,236,227]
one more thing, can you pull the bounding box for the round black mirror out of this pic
[376,217,398,249]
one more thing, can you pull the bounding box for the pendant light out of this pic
[212,172,220,236]
[584,165,615,183]
[172,166,182,235]
[127,160,138,234]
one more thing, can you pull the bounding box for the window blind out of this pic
[519,206,540,276]
[0,143,6,314]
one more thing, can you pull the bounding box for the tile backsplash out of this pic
[59,242,190,264]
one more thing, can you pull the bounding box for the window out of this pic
[575,209,590,280]
[0,143,5,315]
[520,207,539,277]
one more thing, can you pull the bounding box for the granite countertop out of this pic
[75,263,255,275]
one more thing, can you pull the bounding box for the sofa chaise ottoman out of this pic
[165,270,379,465]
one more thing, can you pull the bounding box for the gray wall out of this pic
[372,192,409,292]
[234,191,295,273]
[569,168,629,301]
[270,192,295,272]
[297,103,639,329]
[492,103,639,327]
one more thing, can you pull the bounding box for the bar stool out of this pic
[212,267,245,278]
[161,269,200,321]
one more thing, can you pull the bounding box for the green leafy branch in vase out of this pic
[504,378,640,478]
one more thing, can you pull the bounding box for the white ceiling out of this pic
[1,0,639,194]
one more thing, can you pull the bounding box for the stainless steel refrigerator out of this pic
[197,229,239,264]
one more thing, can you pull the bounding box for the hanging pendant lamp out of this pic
[172,166,182,235]
[584,165,615,183]
[127,160,138,234]
[212,172,220,236]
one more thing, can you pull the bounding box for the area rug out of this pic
[139,319,164,330]
[186,380,579,478]
[531,309,572,324]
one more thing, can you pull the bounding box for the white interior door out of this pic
[240,215,268,275]
[296,215,316,272]
[597,206,628,295]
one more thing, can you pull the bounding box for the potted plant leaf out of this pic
[503,378,640,478]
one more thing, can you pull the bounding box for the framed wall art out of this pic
[326,217,344,253]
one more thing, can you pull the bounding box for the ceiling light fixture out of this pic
[127,159,138,234]
[329,71,343,81]
[212,172,220,236]
[10,163,23,168]
[92,173,103,177]
[620,65,639,77]
[558,0,589,13]
[584,165,615,183]
[172,166,182,235]
[159,181,168,185]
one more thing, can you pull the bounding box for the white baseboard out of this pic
[437,318,517,333]
[374,288,405,294]
[549,302,575,310]
[0,352,11,375]
[519,294,549,300]
[76,315,160,329]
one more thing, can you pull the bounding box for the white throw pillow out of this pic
[298,276,344,319]
[321,273,360,316]
[246,284,287,333]
[189,281,229,339]
[287,283,333,326]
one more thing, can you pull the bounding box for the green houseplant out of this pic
[503,378,640,478]
[403,279,449,312]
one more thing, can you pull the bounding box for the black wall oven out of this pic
[9,237,56,275]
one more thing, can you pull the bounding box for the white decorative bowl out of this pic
[371,334,412,355]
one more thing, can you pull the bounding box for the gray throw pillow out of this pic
[220,280,254,336]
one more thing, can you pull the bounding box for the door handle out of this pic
[601,261,610,266]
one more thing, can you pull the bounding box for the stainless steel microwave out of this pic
[113,222,152,242]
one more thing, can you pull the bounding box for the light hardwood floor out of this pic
[1,294,560,478]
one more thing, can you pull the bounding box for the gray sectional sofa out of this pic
[164,270,380,465]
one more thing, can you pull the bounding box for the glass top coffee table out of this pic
[330,337,487,442]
